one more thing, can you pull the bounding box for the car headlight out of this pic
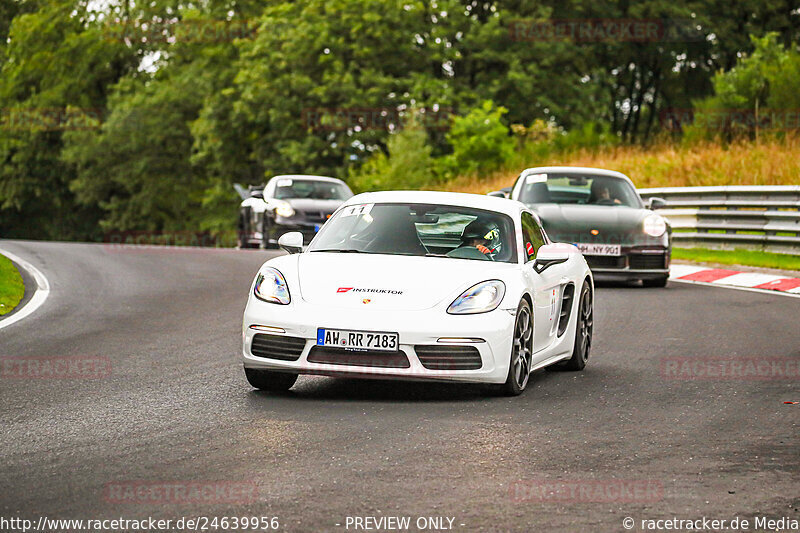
[274,200,295,218]
[643,214,667,237]
[447,280,505,315]
[254,267,291,305]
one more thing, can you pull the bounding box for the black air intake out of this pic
[629,254,667,270]
[557,283,576,337]
[307,346,410,368]
[251,334,306,361]
[415,345,482,370]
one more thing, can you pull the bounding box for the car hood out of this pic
[529,204,654,244]
[295,253,514,311]
[282,198,345,211]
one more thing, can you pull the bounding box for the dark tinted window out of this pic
[517,173,641,208]
[273,179,352,200]
[520,212,546,262]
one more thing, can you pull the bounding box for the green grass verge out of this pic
[0,253,25,316]
[673,247,800,272]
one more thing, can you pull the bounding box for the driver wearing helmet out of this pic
[458,218,502,258]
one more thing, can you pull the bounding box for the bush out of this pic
[443,100,514,176]
[551,122,619,152]
[348,113,439,192]
[686,33,800,142]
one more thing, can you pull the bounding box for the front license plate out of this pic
[575,243,622,256]
[317,328,399,352]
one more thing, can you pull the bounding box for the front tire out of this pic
[561,281,593,371]
[244,368,298,391]
[498,299,534,396]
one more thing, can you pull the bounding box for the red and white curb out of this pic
[669,264,800,297]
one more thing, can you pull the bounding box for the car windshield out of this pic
[517,173,642,208]
[308,203,518,263]
[273,179,352,200]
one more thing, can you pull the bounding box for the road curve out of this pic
[0,248,51,331]
[0,240,798,531]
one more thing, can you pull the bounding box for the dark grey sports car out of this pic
[492,167,671,287]
[238,175,353,248]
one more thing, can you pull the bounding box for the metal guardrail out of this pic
[638,186,800,254]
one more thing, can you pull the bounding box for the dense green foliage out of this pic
[0,0,798,240]
[686,33,800,141]
[348,114,439,193]
[444,100,514,176]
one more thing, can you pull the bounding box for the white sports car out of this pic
[241,191,594,396]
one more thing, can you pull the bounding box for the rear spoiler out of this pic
[233,183,249,201]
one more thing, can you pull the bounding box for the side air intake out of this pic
[557,283,575,337]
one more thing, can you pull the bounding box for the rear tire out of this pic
[642,276,668,288]
[560,281,593,371]
[497,299,533,396]
[244,368,298,391]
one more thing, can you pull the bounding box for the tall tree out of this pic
[0,0,137,239]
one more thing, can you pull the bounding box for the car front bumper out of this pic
[267,222,321,245]
[239,231,263,248]
[584,246,670,281]
[242,297,516,384]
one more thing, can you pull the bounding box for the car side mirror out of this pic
[647,197,666,210]
[532,244,571,273]
[487,187,512,198]
[278,232,303,254]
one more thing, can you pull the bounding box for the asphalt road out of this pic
[1,240,798,532]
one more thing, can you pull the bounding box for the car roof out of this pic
[520,166,633,183]
[268,174,345,184]
[345,190,528,217]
